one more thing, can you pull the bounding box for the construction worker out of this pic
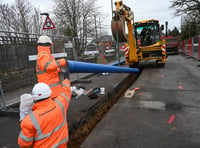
[140,28,147,45]
[36,35,66,98]
[18,79,71,147]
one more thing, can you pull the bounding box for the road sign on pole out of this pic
[43,16,55,30]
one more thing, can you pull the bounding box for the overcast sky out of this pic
[97,0,181,34]
[1,0,181,35]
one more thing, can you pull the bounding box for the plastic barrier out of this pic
[199,36,200,60]
[180,35,200,60]
[187,38,192,56]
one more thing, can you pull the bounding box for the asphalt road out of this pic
[81,55,200,148]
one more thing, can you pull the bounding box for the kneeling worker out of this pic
[18,79,72,148]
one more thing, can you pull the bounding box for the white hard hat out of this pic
[37,35,52,44]
[32,83,52,101]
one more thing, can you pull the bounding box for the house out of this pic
[84,42,99,56]
[85,35,116,56]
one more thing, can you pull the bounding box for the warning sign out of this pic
[43,16,55,30]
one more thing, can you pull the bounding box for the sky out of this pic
[1,0,181,35]
[97,0,181,34]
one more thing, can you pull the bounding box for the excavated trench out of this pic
[68,72,141,148]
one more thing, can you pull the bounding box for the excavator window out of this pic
[135,22,161,46]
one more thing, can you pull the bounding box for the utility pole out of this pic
[94,14,98,40]
[165,21,168,38]
[99,18,101,38]
[111,0,113,16]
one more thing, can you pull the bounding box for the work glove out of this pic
[57,58,66,67]
[19,94,34,121]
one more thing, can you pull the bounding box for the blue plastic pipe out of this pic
[110,59,125,66]
[67,60,139,73]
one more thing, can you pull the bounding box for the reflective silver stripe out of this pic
[44,61,51,71]
[36,52,48,74]
[52,137,69,148]
[30,99,66,141]
[59,93,70,103]
[56,61,61,67]
[62,83,70,87]
[19,131,34,142]
[49,82,61,88]
[36,61,46,74]
[29,111,43,138]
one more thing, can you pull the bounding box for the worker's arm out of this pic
[38,54,59,72]
[56,79,72,110]
[18,116,34,148]
[56,58,66,67]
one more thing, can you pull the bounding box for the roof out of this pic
[135,19,159,24]
[92,35,114,43]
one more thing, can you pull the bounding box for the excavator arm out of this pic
[111,0,138,64]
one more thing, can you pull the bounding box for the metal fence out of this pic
[0,31,73,93]
[0,31,119,108]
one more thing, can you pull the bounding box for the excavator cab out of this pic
[135,20,161,46]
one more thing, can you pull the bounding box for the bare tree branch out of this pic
[0,0,42,34]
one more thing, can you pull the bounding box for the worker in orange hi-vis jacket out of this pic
[18,79,71,148]
[36,35,66,98]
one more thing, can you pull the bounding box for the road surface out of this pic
[81,55,200,148]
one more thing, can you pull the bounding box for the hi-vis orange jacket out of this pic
[18,79,71,148]
[36,46,66,98]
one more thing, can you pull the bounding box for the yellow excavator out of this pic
[111,0,167,67]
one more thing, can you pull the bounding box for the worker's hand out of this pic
[19,94,34,121]
[57,67,61,72]
[62,79,71,86]
[58,59,66,67]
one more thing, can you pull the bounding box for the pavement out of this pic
[81,54,200,148]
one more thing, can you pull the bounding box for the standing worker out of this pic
[18,79,72,147]
[36,35,66,98]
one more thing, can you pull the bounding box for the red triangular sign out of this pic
[43,16,55,30]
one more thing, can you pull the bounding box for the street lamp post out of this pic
[40,13,49,35]
[40,12,54,53]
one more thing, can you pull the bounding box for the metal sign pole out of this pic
[72,37,79,80]
[0,80,6,109]
[116,30,120,66]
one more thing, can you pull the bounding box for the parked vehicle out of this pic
[165,36,180,55]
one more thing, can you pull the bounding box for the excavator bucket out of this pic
[62,60,139,73]
[111,15,127,42]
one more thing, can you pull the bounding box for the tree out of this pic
[168,27,180,37]
[181,17,197,39]
[170,0,200,21]
[53,0,101,56]
[170,0,200,38]
[0,0,43,34]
